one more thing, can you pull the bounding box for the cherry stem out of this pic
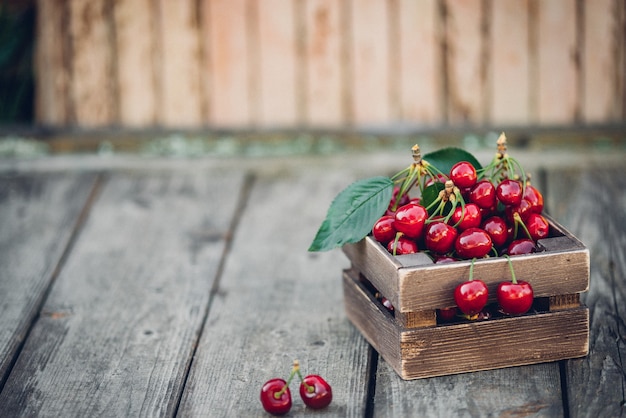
[295,368,315,394]
[469,258,476,281]
[513,212,532,240]
[274,360,300,399]
[504,255,518,284]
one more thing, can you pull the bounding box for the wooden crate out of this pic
[342,216,589,380]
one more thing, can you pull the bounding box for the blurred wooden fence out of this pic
[35,0,625,130]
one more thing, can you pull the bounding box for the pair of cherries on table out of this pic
[260,360,332,415]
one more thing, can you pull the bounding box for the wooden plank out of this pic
[35,0,71,125]
[444,0,486,124]
[536,0,579,124]
[113,0,157,126]
[256,0,298,127]
[207,0,251,127]
[544,167,626,417]
[349,0,391,126]
[583,0,624,122]
[0,173,97,386]
[69,0,116,126]
[159,0,203,126]
[0,170,246,416]
[490,0,530,125]
[397,0,441,124]
[177,169,371,416]
[303,0,344,127]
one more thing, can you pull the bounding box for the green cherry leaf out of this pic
[423,147,482,175]
[308,176,394,252]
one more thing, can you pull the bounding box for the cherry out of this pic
[455,227,493,259]
[372,215,396,245]
[425,221,458,254]
[523,183,544,214]
[387,235,418,255]
[438,307,458,321]
[496,179,523,206]
[299,375,333,410]
[469,180,496,209]
[394,203,428,239]
[386,186,411,214]
[481,216,509,248]
[526,213,549,241]
[449,161,477,188]
[505,198,533,223]
[454,259,489,316]
[507,238,536,255]
[497,255,534,315]
[435,255,458,263]
[450,203,482,230]
[260,378,292,416]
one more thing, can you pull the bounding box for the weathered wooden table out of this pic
[0,147,624,417]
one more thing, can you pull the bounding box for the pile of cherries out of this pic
[372,136,548,262]
[371,134,546,320]
[260,360,332,415]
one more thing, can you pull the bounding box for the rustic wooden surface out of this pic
[0,146,625,416]
[33,0,626,128]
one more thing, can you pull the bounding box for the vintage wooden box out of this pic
[342,215,589,380]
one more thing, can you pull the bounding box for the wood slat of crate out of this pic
[342,215,589,316]
[343,269,589,380]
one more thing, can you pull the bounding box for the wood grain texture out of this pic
[177,168,371,417]
[0,170,246,416]
[397,0,441,124]
[304,0,344,126]
[344,270,588,380]
[490,0,530,125]
[444,0,486,124]
[536,0,579,124]
[349,0,390,125]
[0,173,97,386]
[208,0,251,127]
[159,0,203,126]
[545,167,626,417]
[69,0,116,126]
[35,0,71,125]
[582,0,625,122]
[256,0,298,127]
[114,0,158,126]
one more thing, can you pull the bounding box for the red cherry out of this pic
[435,255,458,263]
[386,186,411,214]
[450,203,482,230]
[455,227,493,259]
[438,307,458,321]
[523,184,544,214]
[260,378,292,415]
[505,198,533,223]
[507,238,536,255]
[526,213,549,241]
[394,203,428,239]
[469,180,496,209]
[372,215,396,245]
[496,179,523,206]
[481,216,509,248]
[449,161,477,189]
[300,374,333,409]
[387,236,418,255]
[425,221,458,254]
[497,280,534,315]
[454,279,489,316]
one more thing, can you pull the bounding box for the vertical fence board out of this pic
[304,0,344,127]
[158,0,203,126]
[490,0,530,125]
[207,0,250,127]
[444,0,485,124]
[114,0,157,126]
[583,0,624,122]
[536,0,578,124]
[350,0,390,125]
[35,0,70,125]
[397,0,441,124]
[256,0,298,127]
[69,0,116,126]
